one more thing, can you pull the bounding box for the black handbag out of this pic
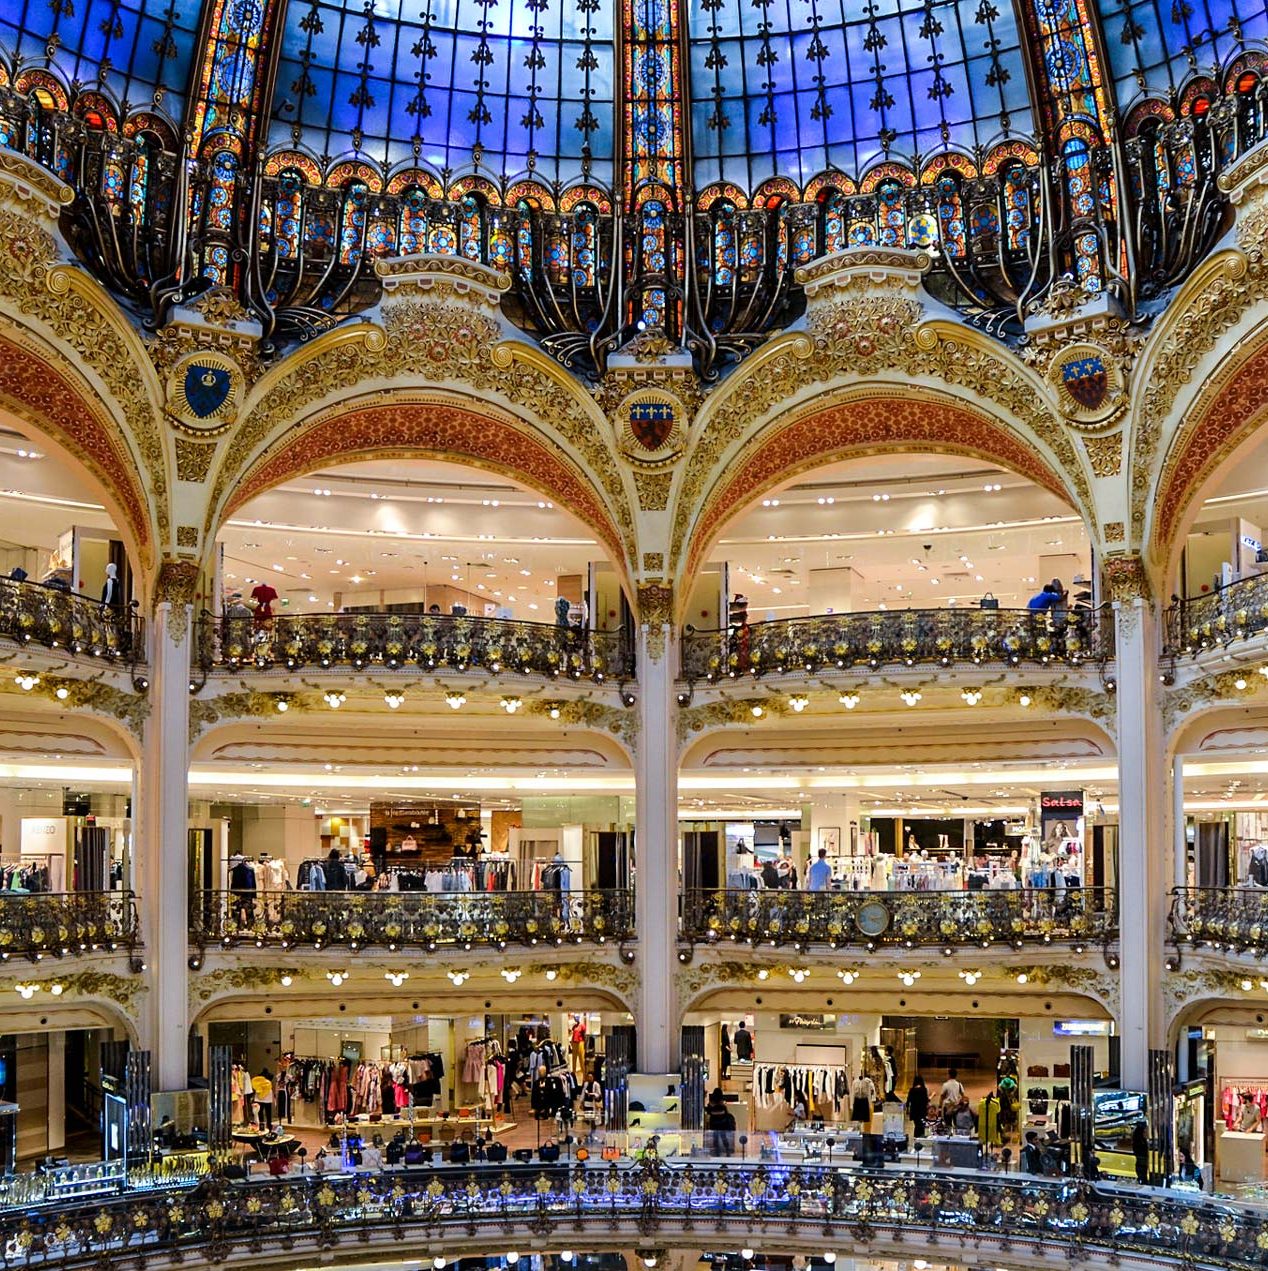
[979,593,1000,610]
[486,1142,508,1162]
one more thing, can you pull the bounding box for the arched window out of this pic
[273,171,303,259]
[127,143,151,219]
[337,180,369,265]
[713,200,737,286]
[1060,134,1102,291]
[571,205,597,288]
[399,188,427,255]
[1001,163,1032,253]
[488,211,513,270]
[515,202,535,281]
[206,149,238,233]
[638,198,667,327]
[876,178,905,247]
[460,196,482,262]
[820,188,845,255]
[935,173,966,258]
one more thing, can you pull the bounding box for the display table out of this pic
[232,1131,301,1160]
[929,1136,983,1170]
[1220,1130,1266,1182]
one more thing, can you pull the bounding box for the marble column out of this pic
[634,604,678,1075]
[134,570,193,1091]
[1111,560,1166,1092]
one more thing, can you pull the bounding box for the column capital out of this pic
[1103,552,1152,605]
[637,581,674,661]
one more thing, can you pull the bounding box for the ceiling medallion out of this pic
[616,390,686,468]
[165,350,243,437]
[1047,342,1125,429]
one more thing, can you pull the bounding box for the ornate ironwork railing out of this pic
[681,607,1113,682]
[0,1160,1264,1270]
[0,578,140,664]
[682,887,1117,951]
[1169,887,1268,953]
[190,889,635,953]
[1165,576,1268,657]
[197,611,634,684]
[1,71,1257,369]
[0,891,139,962]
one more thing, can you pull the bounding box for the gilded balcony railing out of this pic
[0,578,140,663]
[190,889,635,954]
[1169,887,1268,953]
[680,607,1113,682]
[0,891,139,962]
[197,612,634,684]
[0,1160,1261,1270]
[1166,576,1268,657]
[681,887,1118,951]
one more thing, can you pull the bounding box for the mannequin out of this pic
[101,562,121,608]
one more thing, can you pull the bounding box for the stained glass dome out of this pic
[5,0,1268,196]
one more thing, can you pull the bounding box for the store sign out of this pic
[780,1013,837,1030]
[1041,791,1084,816]
[1053,1019,1113,1036]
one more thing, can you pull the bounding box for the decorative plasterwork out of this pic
[1001,964,1119,1015]
[1102,552,1151,604]
[190,691,315,741]
[1164,668,1268,735]
[0,156,167,558]
[523,961,638,1003]
[674,283,1092,585]
[676,698,788,745]
[211,297,636,574]
[164,350,245,437]
[1044,342,1127,428]
[191,966,301,1004]
[0,970,147,1013]
[1133,198,1268,551]
[523,699,637,750]
[1164,968,1265,1024]
[638,583,674,662]
[1082,432,1124,477]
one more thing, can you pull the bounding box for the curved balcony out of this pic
[681,887,1118,953]
[0,1160,1260,1271]
[0,891,139,963]
[680,608,1113,683]
[196,613,634,686]
[0,578,141,665]
[190,889,635,955]
[1169,887,1268,956]
[1166,576,1268,658]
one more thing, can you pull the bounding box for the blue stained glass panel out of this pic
[0,0,198,124]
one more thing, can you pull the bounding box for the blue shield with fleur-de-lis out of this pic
[1061,355,1108,410]
[184,364,233,419]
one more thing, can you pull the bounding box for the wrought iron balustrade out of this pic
[682,887,1117,950]
[0,1159,1263,1270]
[1169,886,1268,953]
[0,891,139,962]
[0,578,140,664]
[0,74,1257,368]
[681,607,1113,682]
[197,611,634,684]
[191,888,634,953]
[1165,576,1268,657]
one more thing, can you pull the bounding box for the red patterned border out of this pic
[226,401,628,571]
[1153,338,1268,565]
[683,394,1073,583]
[0,334,151,568]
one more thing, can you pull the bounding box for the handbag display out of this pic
[1053,1063,1071,1078]
[1026,1065,1049,1077]
[979,593,1000,609]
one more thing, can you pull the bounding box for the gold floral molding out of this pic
[1164,667,1267,733]
[0,165,168,552]
[192,966,301,1004]
[1082,432,1123,478]
[155,559,201,646]
[1104,521,1125,543]
[210,300,635,567]
[34,675,149,735]
[1131,200,1268,541]
[189,690,314,741]
[1102,552,1151,604]
[633,470,673,511]
[1001,964,1118,1011]
[524,961,638,1001]
[672,288,1091,576]
[638,583,674,661]
[676,697,788,744]
[1015,683,1116,724]
[524,699,636,748]
[1165,968,1263,1013]
[0,970,147,1012]
[676,960,763,1003]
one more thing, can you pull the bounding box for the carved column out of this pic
[1108,554,1167,1090]
[134,561,194,1090]
[634,584,678,1075]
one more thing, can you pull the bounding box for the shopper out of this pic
[1238,1092,1262,1132]
[1021,1131,1044,1174]
[939,1068,966,1113]
[733,1021,753,1063]
[951,1098,976,1136]
[1132,1119,1150,1184]
[252,1068,275,1130]
[906,1074,930,1136]
[850,1070,877,1127]
[720,1024,732,1079]
[1027,582,1061,611]
[807,848,832,891]
[324,847,347,891]
[705,1088,730,1155]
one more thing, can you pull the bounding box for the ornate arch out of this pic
[0,332,153,579]
[1149,329,1268,578]
[678,387,1083,595]
[219,394,631,585]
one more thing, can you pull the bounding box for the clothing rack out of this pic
[751,1062,851,1116]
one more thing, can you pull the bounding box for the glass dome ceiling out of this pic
[5,0,1268,193]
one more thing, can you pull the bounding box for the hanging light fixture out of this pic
[446,690,466,710]
[788,694,809,712]
[324,691,346,709]
[501,696,522,714]
[838,692,859,709]
[900,689,922,707]
[384,690,406,709]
